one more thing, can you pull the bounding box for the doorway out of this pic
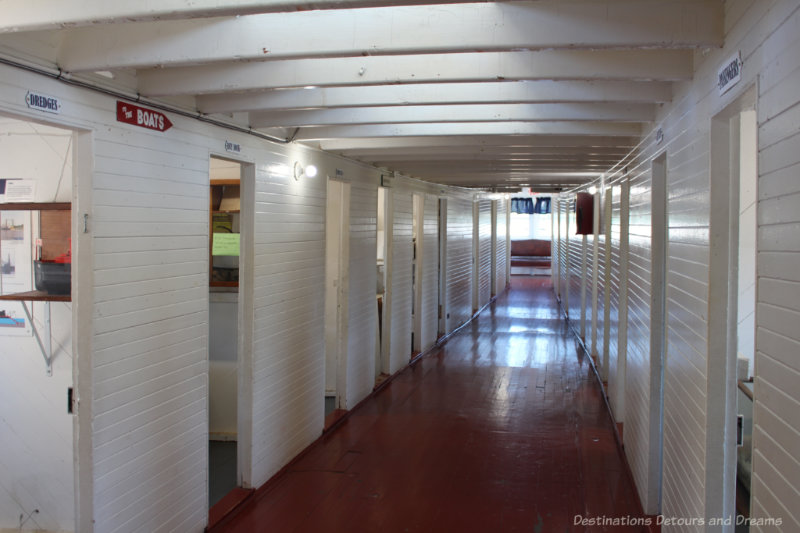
[437,198,447,339]
[707,87,757,526]
[0,116,79,532]
[324,178,350,415]
[208,156,252,509]
[411,193,423,355]
[376,186,390,385]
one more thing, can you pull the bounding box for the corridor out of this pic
[213,277,646,532]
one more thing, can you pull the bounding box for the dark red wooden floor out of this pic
[213,277,647,532]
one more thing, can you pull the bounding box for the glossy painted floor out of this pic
[213,277,647,532]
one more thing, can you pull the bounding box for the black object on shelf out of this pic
[34,260,71,295]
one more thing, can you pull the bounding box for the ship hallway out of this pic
[212,277,646,532]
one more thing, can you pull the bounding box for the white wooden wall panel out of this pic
[419,194,439,351]
[345,175,378,407]
[389,190,413,371]
[575,1,800,524]
[595,203,607,369]
[494,199,508,294]
[90,118,211,533]
[619,171,656,514]
[556,197,570,308]
[607,185,623,420]
[577,234,595,342]
[249,153,328,490]
[476,199,492,309]
[446,196,473,333]
[568,212,582,324]
[750,1,800,529]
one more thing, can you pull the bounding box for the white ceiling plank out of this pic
[58,1,722,71]
[318,135,639,151]
[0,0,496,33]
[198,80,673,114]
[139,50,691,96]
[249,103,655,128]
[294,121,642,140]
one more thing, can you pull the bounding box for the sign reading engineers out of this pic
[116,101,173,132]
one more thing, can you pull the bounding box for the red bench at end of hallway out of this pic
[510,238,551,269]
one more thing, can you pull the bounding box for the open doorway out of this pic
[707,87,757,527]
[411,193,423,356]
[324,177,350,417]
[0,116,79,532]
[208,156,252,511]
[437,198,447,339]
[375,186,390,386]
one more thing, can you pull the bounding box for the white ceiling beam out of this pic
[139,50,691,96]
[0,0,495,33]
[415,172,597,183]
[351,149,632,162]
[249,103,654,128]
[198,80,672,114]
[294,121,641,140]
[383,161,615,171]
[369,155,626,166]
[58,1,722,71]
[317,135,639,151]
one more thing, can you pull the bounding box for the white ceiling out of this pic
[0,0,724,191]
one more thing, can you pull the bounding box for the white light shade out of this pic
[305,164,318,178]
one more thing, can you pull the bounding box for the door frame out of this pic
[706,85,757,523]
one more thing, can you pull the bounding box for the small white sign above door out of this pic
[718,52,743,95]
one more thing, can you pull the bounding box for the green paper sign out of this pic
[212,233,240,256]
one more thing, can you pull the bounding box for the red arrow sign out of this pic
[116,101,173,132]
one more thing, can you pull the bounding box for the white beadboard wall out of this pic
[344,173,378,408]
[90,112,211,533]
[568,209,583,326]
[475,200,492,310]
[419,193,439,352]
[494,199,508,294]
[606,184,625,422]
[0,59,519,533]
[388,188,413,371]
[446,196,474,333]
[249,147,327,489]
[555,197,569,308]
[595,199,608,371]
[749,1,800,530]
[554,0,800,527]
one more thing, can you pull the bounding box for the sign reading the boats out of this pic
[718,52,742,95]
[25,91,61,114]
[116,101,173,132]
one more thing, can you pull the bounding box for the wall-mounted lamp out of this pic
[293,162,318,180]
[587,186,598,195]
